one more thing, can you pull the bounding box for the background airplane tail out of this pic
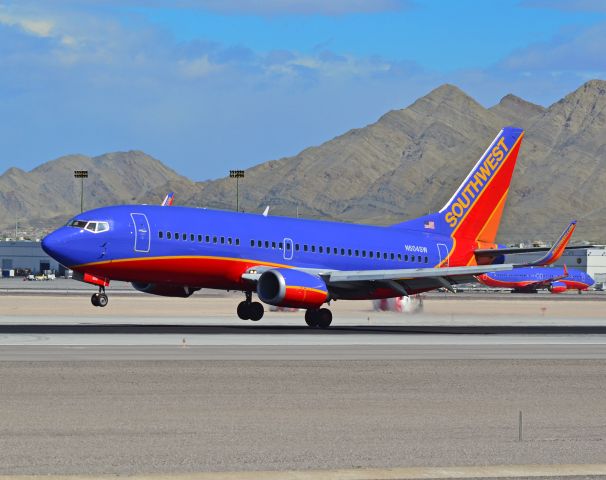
[394,127,524,245]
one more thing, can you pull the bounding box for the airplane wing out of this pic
[243,263,514,295]
[161,192,175,207]
[474,221,579,266]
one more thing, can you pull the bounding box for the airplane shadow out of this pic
[1,324,606,335]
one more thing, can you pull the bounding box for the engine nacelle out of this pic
[257,268,329,308]
[548,281,567,294]
[131,282,199,298]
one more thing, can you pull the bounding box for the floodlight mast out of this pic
[74,170,89,213]
[229,170,245,212]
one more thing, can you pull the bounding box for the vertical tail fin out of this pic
[394,127,524,245]
[439,127,524,243]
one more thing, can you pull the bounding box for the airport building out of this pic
[0,240,60,275]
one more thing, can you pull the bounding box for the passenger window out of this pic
[334,247,338,254]
[158,231,163,239]
[319,246,323,253]
[272,241,276,249]
[362,250,366,257]
[236,239,240,246]
[304,245,308,252]
[348,249,352,256]
[285,243,291,250]
[198,234,202,242]
[175,233,180,240]
[279,242,283,249]
[167,232,172,240]
[398,253,402,261]
[213,236,218,244]
[295,244,300,251]
[377,251,381,259]
[205,235,210,243]
[221,236,225,244]
[257,240,262,247]
[369,251,373,258]
[250,239,255,247]
[355,249,359,256]
[311,246,316,253]
[425,256,428,263]
[228,237,232,245]
[190,234,195,241]
[404,254,408,261]
[390,253,394,260]
[265,241,269,248]
[182,233,186,240]
[341,248,345,255]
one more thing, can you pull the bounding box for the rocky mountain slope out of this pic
[2,80,605,242]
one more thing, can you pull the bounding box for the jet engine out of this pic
[131,282,199,297]
[257,268,329,308]
[548,281,567,294]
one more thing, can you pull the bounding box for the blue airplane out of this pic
[41,127,579,328]
[477,265,594,293]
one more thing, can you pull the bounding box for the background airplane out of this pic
[41,126,581,328]
[477,265,594,293]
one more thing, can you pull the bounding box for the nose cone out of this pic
[586,273,595,287]
[42,227,77,267]
[42,229,70,266]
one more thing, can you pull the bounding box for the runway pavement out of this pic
[1,293,606,475]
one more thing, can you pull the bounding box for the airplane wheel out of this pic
[305,309,319,328]
[317,308,332,329]
[249,302,264,321]
[237,301,250,320]
[98,294,109,308]
[91,293,100,307]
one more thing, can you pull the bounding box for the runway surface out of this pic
[1,294,606,475]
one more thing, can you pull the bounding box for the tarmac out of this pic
[1,288,606,476]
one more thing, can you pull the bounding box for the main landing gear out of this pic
[305,308,332,329]
[237,291,264,321]
[91,286,108,308]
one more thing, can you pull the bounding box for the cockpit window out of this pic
[69,220,88,228]
[68,220,110,233]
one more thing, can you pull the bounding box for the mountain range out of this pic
[2,80,605,243]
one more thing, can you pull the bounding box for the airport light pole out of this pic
[229,170,245,212]
[74,170,88,213]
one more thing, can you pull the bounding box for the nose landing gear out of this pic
[237,291,264,321]
[91,286,108,307]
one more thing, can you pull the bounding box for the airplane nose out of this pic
[41,229,72,266]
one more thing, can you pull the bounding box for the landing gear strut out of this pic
[91,286,108,308]
[305,308,332,329]
[237,291,264,321]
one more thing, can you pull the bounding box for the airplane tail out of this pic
[394,127,524,246]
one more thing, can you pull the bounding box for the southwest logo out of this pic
[444,136,510,228]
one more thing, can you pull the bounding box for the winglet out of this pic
[563,263,568,276]
[262,206,270,217]
[517,221,577,267]
[161,192,175,207]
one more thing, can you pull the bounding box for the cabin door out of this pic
[437,243,449,267]
[131,213,151,253]
[283,238,294,261]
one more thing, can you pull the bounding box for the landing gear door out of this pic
[131,213,151,253]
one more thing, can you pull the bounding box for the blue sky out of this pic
[1,0,606,181]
